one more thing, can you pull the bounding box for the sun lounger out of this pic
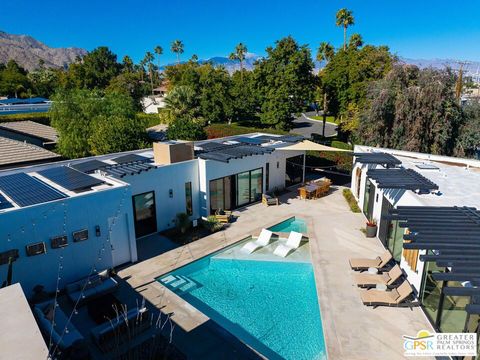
[241,229,274,254]
[359,280,419,308]
[349,250,392,271]
[273,231,303,257]
[354,264,403,287]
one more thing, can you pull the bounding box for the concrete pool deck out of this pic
[118,186,434,359]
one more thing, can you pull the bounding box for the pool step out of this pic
[160,275,199,294]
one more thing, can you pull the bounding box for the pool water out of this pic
[268,217,308,234]
[159,255,326,359]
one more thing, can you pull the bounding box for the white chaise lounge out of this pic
[273,231,303,257]
[241,229,274,254]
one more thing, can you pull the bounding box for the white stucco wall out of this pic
[0,185,136,297]
[122,159,200,232]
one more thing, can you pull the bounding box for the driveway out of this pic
[292,111,337,138]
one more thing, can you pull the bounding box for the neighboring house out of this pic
[141,85,169,114]
[0,133,305,296]
[352,146,480,335]
[0,97,51,115]
[0,136,62,170]
[0,120,58,149]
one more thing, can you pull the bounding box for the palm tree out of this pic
[143,51,155,93]
[164,85,198,121]
[336,8,355,51]
[154,46,163,73]
[122,55,134,72]
[228,42,248,71]
[316,42,335,137]
[348,33,363,49]
[171,40,184,64]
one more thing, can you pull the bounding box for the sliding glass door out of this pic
[132,191,157,238]
[386,219,404,262]
[237,171,251,206]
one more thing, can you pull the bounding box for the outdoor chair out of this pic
[359,280,420,308]
[314,179,332,198]
[349,251,393,271]
[215,209,233,223]
[353,264,403,287]
[262,193,279,206]
[298,187,309,200]
[273,231,304,257]
[241,229,275,254]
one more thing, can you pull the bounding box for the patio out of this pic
[118,185,435,360]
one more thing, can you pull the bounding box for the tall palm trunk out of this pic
[343,26,347,50]
[323,92,328,136]
[176,53,180,64]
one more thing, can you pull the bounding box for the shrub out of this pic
[135,112,164,128]
[175,212,191,234]
[203,216,223,233]
[0,112,50,125]
[342,188,361,213]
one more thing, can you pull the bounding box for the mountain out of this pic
[398,57,480,77]
[0,31,87,71]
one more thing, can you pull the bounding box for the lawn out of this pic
[308,115,339,124]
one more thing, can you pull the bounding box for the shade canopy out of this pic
[278,140,352,152]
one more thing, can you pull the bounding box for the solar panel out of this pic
[70,160,107,174]
[38,166,104,191]
[415,163,440,170]
[112,154,149,164]
[0,173,66,207]
[0,193,13,210]
[236,136,266,145]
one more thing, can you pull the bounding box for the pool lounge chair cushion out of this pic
[241,229,274,254]
[349,251,392,270]
[66,272,118,306]
[354,264,403,287]
[273,231,304,257]
[360,280,413,307]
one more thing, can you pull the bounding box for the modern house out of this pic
[141,85,169,114]
[0,97,51,115]
[351,145,480,337]
[0,133,305,296]
[0,136,62,170]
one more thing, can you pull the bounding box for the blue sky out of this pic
[1,0,479,64]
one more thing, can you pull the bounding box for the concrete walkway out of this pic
[118,186,434,359]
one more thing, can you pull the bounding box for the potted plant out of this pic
[365,218,377,238]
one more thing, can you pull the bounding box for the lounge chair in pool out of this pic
[359,280,419,308]
[349,251,392,271]
[354,264,403,287]
[241,229,274,254]
[273,231,303,257]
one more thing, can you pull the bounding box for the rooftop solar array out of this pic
[415,163,440,170]
[354,152,402,167]
[112,154,150,164]
[196,143,274,163]
[0,194,13,210]
[38,166,104,191]
[388,206,480,312]
[0,173,66,207]
[366,168,439,193]
[103,161,156,178]
[70,160,108,174]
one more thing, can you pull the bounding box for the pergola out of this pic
[353,152,402,168]
[367,168,439,194]
[387,206,480,318]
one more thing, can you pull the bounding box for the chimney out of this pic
[153,141,194,165]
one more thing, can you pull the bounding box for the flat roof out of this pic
[355,146,480,208]
[0,284,49,359]
[0,121,58,142]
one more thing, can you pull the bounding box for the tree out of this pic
[254,36,316,129]
[122,55,134,72]
[0,60,30,98]
[229,43,248,71]
[171,40,184,64]
[163,85,200,122]
[28,67,60,98]
[198,64,233,123]
[154,46,163,73]
[50,89,148,158]
[316,42,335,136]
[167,116,206,141]
[455,101,480,157]
[143,51,155,93]
[348,33,364,50]
[336,8,355,51]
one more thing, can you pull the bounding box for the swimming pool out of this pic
[158,250,326,359]
[268,217,308,234]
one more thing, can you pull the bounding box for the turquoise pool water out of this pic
[268,217,308,233]
[159,255,326,359]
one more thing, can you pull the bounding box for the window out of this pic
[51,235,68,249]
[72,229,88,242]
[0,249,19,265]
[26,242,46,256]
[265,163,270,192]
[209,178,225,213]
[439,281,470,333]
[420,254,444,325]
[386,220,404,262]
[185,182,193,216]
[250,168,263,202]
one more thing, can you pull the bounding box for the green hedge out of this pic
[0,112,50,125]
[135,113,164,128]
[205,123,289,139]
[342,189,361,213]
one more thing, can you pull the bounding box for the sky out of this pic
[1,0,480,64]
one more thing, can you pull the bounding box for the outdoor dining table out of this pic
[303,184,319,198]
